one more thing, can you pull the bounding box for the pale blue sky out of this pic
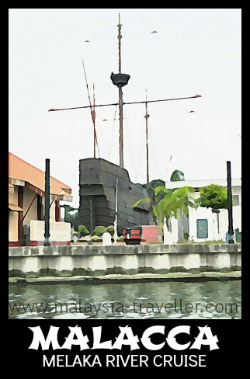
[9,8,241,207]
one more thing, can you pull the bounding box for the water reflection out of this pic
[9,280,241,319]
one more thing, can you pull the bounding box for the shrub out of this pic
[78,224,90,237]
[117,236,124,242]
[91,235,101,242]
[106,225,115,235]
[93,226,107,236]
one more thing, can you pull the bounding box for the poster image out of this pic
[5,6,245,371]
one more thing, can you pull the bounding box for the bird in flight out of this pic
[84,40,90,43]
[151,31,158,34]
[189,110,194,113]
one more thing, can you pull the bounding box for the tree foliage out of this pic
[78,224,90,236]
[170,169,185,182]
[199,184,228,211]
[93,225,107,236]
[152,186,198,229]
[146,179,165,199]
[93,225,115,236]
[133,182,198,234]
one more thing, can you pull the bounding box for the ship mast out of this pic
[110,14,130,168]
[49,16,202,178]
[118,14,124,168]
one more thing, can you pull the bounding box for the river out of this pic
[9,279,241,319]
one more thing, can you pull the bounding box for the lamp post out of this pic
[145,90,150,183]
[44,158,50,246]
[227,161,234,244]
[113,177,118,244]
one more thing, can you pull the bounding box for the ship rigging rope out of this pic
[82,60,101,159]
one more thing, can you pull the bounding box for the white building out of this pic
[165,179,241,243]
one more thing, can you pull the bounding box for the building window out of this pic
[233,195,239,206]
[196,219,208,239]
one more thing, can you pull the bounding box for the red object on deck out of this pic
[123,227,142,245]
[141,225,160,243]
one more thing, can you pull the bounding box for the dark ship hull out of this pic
[77,158,151,235]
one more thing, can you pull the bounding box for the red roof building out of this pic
[9,152,73,246]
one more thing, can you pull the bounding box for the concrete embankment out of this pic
[9,243,241,282]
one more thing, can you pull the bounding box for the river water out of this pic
[9,280,241,319]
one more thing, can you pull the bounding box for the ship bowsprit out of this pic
[77,158,151,235]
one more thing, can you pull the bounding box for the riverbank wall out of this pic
[9,243,241,279]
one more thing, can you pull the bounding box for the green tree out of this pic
[170,169,185,182]
[133,169,199,241]
[133,184,198,241]
[133,179,165,225]
[154,186,199,240]
[199,184,228,237]
[133,173,184,225]
[199,184,228,211]
[150,185,171,231]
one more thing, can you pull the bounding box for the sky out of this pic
[9,8,241,208]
